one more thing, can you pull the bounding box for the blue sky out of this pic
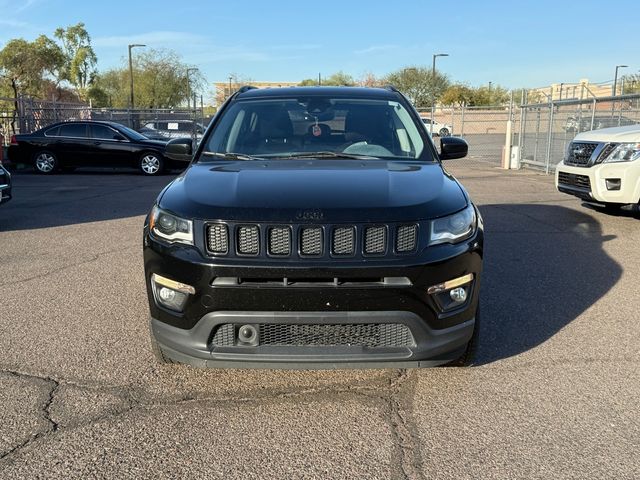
[1,0,638,94]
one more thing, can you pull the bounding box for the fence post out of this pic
[502,91,514,169]
[517,90,526,169]
[545,99,555,174]
[460,103,465,137]
[590,98,596,130]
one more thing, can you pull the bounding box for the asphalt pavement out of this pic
[0,164,638,479]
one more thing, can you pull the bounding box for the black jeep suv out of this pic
[143,86,483,368]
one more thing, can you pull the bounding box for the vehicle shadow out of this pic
[0,170,175,232]
[475,203,622,364]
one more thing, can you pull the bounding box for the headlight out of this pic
[429,204,477,246]
[149,206,193,245]
[601,143,640,163]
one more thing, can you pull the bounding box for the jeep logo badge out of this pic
[296,209,324,220]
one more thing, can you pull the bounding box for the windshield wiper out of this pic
[201,151,265,161]
[274,151,379,160]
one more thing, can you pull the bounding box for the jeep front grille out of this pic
[332,227,355,255]
[206,224,228,254]
[396,225,418,252]
[237,226,260,255]
[364,226,386,254]
[300,227,323,256]
[205,222,420,258]
[268,227,291,256]
[211,323,416,348]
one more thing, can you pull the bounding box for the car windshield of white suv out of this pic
[202,97,430,161]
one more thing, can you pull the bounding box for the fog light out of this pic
[605,178,621,191]
[151,274,195,312]
[449,287,467,303]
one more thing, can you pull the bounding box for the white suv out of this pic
[556,125,640,209]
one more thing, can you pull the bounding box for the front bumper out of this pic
[556,161,640,204]
[144,229,483,368]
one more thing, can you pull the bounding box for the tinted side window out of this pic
[45,126,60,137]
[91,125,118,140]
[59,124,88,138]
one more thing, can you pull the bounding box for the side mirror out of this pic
[439,136,468,160]
[165,138,193,162]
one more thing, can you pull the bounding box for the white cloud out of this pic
[354,44,398,55]
[93,31,206,48]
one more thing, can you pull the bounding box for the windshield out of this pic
[201,97,430,161]
[117,125,148,141]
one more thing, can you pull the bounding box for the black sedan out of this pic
[0,163,11,205]
[8,121,188,175]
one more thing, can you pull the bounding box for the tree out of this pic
[54,23,97,97]
[384,66,450,108]
[621,74,640,95]
[440,84,475,107]
[0,36,65,99]
[89,49,205,109]
[358,72,384,87]
[299,71,356,87]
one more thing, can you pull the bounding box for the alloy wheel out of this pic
[141,155,160,175]
[35,153,56,173]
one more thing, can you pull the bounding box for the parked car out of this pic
[144,85,482,368]
[8,121,188,176]
[556,124,640,210]
[0,163,11,205]
[421,117,453,136]
[564,115,638,133]
[139,120,206,141]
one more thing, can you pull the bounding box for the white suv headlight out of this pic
[601,143,640,163]
[149,206,193,245]
[429,204,477,246]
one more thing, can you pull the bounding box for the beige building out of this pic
[530,78,616,101]
[214,81,298,106]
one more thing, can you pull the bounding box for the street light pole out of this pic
[430,53,449,136]
[186,68,198,110]
[613,65,628,96]
[228,76,233,99]
[128,44,146,110]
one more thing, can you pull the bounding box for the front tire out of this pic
[33,151,58,174]
[444,307,480,367]
[149,319,174,364]
[139,152,164,176]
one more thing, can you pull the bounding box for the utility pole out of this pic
[228,76,233,99]
[318,72,321,86]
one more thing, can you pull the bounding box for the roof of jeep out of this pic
[235,86,400,100]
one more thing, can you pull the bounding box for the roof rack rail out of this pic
[237,85,258,93]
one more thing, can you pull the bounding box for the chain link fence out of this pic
[517,93,640,173]
[0,96,206,146]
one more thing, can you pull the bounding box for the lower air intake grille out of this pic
[237,226,259,255]
[210,323,415,348]
[364,226,386,254]
[558,172,591,190]
[207,224,228,253]
[396,225,418,252]
[300,227,323,255]
[333,227,355,255]
[268,227,291,255]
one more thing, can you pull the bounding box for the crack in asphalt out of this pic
[0,246,137,287]
[0,371,59,462]
[0,367,426,474]
[385,369,424,480]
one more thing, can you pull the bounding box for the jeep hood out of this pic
[159,160,468,222]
